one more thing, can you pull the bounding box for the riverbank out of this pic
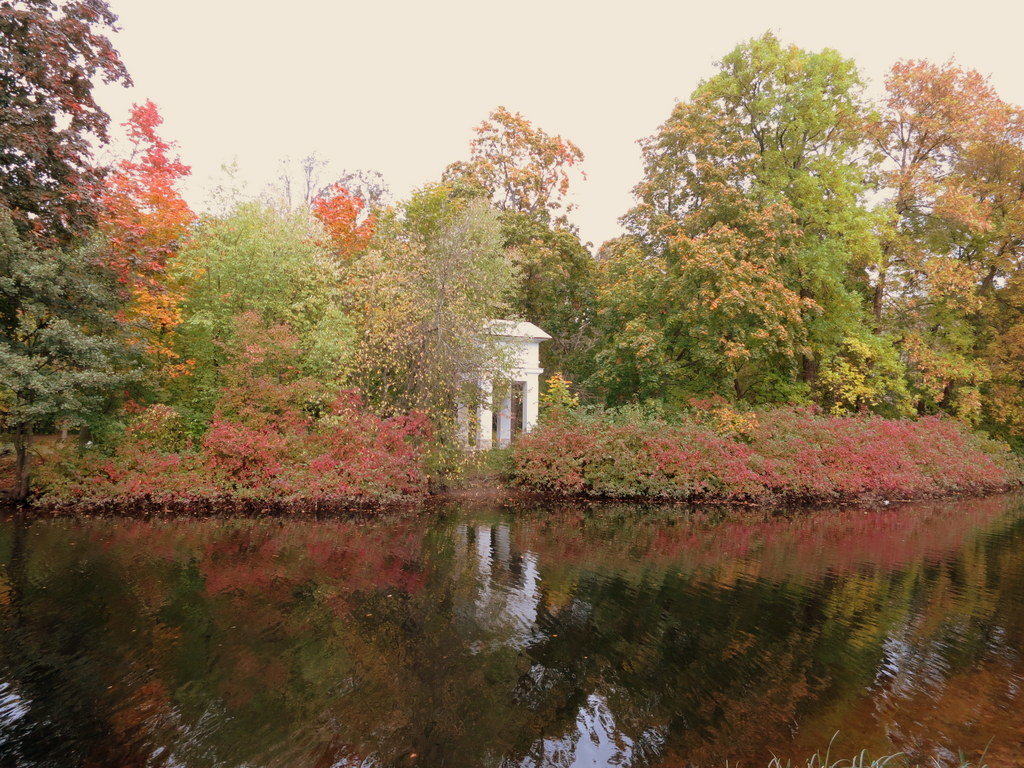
[509,408,1024,505]
[6,408,1022,514]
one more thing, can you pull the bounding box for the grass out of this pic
[763,754,985,768]
[755,735,991,768]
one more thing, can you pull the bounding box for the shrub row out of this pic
[509,408,1024,504]
[36,393,430,508]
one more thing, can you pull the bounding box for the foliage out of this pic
[443,105,585,220]
[446,108,596,381]
[99,100,195,378]
[12,25,1024,503]
[814,333,913,417]
[585,34,1024,445]
[346,185,515,440]
[610,33,878,408]
[0,207,139,498]
[501,210,596,381]
[869,59,1024,433]
[539,372,579,414]
[38,315,429,504]
[169,202,354,430]
[311,182,376,261]
[510,406,1022,503]
[0,0,131,244]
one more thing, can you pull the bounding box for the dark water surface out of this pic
[2,497,1024,767]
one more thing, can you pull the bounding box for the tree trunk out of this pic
[798,285,818,385]
[801,352,818,385]
[872,273,885,325]
[12,423,31,502]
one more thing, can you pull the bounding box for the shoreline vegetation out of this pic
[508,406,1024,505]
[762,750,988,768]
[4,404,1021,515]
[1,9,1022,768]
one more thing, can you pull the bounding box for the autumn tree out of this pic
[269,157,385,261]
[869,60,1005,322]
[609,33,890,408]
[443,106,584,220]
[0,0,131,244]
[987,276,1024,445]
[445,107,596,387]
[311,182,376,262]
[99,101,195,377]
[698,34,877,386]
[347,185,515,440]
[870,61,1024,426]
[597,125,813,404]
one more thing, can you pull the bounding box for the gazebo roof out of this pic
[486,319,552,341]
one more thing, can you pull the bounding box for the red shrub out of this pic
[39,393,430,507]
[36,316,433,508]
[510,408,1023,504]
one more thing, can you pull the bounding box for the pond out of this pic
[1,496,1023,767]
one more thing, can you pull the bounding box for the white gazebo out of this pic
[458,320,551,450]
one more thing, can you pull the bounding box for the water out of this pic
[1,496,1023,767]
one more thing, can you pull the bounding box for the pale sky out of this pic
[98,0,1024,250]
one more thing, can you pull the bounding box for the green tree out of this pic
[348,185,515,442]
[501,211,596,382]
[0,207,138,499]
[169,203,352,429]
[612,33,883,408]
[589,236,681,403]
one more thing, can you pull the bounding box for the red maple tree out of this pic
[311,182,376,261]
[99,100,195,373]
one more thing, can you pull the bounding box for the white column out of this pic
[494,524,511,568]
[477,377,493,450]
[496,383,512,448]
[456,403,469,447]
[523,373,540,433]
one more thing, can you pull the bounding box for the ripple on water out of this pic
[0,495,1022,766]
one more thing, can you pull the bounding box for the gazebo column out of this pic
[523,373,540,433]
[456,403,469,447]
[496,384,512,448]
[477,377,493,450]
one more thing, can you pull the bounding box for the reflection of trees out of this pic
[0,515,170,767]
[855,518,1024,766]
[0,499,1020,767]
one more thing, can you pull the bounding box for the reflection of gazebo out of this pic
[458,320,551,450]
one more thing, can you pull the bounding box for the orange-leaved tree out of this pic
[100,100,195,377]
[443,106,585,221]
[310,182,376,261]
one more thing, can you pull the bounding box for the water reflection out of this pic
[0,497,1023,767]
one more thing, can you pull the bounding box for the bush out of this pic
[35,316,432,508]
[37,394,430,507]
[509,406,1023,504]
